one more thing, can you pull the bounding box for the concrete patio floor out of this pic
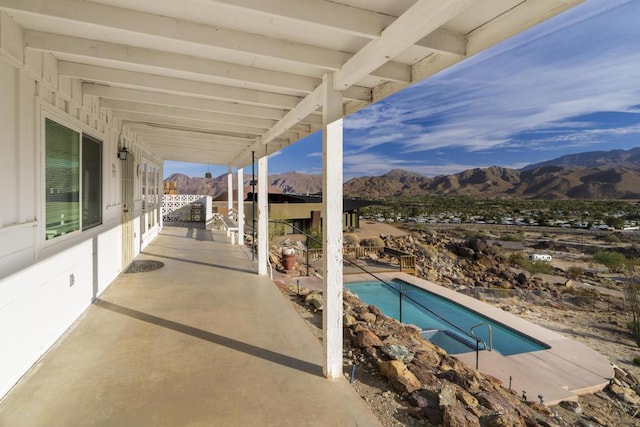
[0,226,380,427]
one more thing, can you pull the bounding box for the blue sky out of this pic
[165,0,640,180]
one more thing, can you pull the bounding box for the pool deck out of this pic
[344,273,614,406]
[0,227,380,427]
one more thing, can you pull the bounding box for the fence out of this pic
[162,194,213,223]
[304,246,385,260]
[302,245,416,273]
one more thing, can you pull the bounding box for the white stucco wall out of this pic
[0,12,162,398]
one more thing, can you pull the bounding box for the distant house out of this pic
[486,240,526,252]
[219,192,376,234]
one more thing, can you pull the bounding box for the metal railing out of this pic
[268,220,395,285]
[304,247,384,260]
[470,322,493,369]
[303,245,416,273]
[268,220,490,363]
[470,322,493,352]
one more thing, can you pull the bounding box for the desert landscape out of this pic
[273,221,640,426]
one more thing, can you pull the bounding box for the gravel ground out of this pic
[273,223,640,425]
[282,285,640,426]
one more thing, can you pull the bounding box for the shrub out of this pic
[528,261,553,275]
[604,234,621,243]
[360,237,385,247]
[465,230,486,240]
[502,232,525,242]
[343,233,360,247]
[593,251,627,273]
[567,266,584,280]
[509,253,552,276]
[509,253,528,267]
[304,227,322,249]
[417,243,438,258]
[269,222,287,237]
[633,356,640,367]
[625,265,640,347]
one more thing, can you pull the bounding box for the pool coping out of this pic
[344,273,614,405]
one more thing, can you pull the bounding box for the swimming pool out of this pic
[345,279,549,356]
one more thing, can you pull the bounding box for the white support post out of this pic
[237,167,244,246]
[159,163,164,229]
[321,73,344,379]
[227,166,233,218]
[257,154,268,275]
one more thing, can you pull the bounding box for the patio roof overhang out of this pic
[0,0,583,169]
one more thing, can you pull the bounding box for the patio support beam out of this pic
[321,73,343,379]
[0,0,410,83]
[26,31,371,102]
[25,30,318,94]
[88,85,288,121]
[257,153,268,275]
[334,0,476,90]
[60,62,302,109]
[111,111,267,137]
[206,0,465,56]
[237,168,244,246]
[227,167,233,218]
[126,125,261,146]
[103,99,303,133]
[232,84,324,166]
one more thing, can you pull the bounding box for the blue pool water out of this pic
[345,280,549,356]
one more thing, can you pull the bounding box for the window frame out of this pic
[41,109,105,245]
[140,161,160,236]
[81,133,103,231]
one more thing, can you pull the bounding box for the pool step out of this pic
[421,328,482,352]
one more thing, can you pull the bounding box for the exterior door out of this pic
[121,152,135,269]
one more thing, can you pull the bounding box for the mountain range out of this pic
[165,147,640,200]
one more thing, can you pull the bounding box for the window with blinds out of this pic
[82,134,102,230]
[45,118,102,240]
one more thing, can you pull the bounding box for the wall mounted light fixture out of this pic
[117,147,129,160]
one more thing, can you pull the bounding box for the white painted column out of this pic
[257,154,268,275]
[237,167,244,245]
[159,163,164,229]
[226,166,233,218]
[18,70,36,224]
[321,73,344,379]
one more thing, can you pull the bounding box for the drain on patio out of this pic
[125,260,165,273]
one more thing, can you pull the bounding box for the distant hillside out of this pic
[343,169,429,198]
[522,147,640,170]
[164,172,322,198]
[165,147,640,200]
[341,148,640,199]
[269,172,322,195]
[420,166,521,198]
[342,165,640,199]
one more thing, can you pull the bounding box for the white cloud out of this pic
[342,0,640,159]
[341,149,532,178]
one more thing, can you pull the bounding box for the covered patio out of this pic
[0,227,380,426]
[0,0,585,420]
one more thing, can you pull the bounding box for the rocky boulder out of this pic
[305,292,323,310]
[443,402,481,427]
[381,344,414,363]
[357,329,383,348]
[378,359,422,393]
